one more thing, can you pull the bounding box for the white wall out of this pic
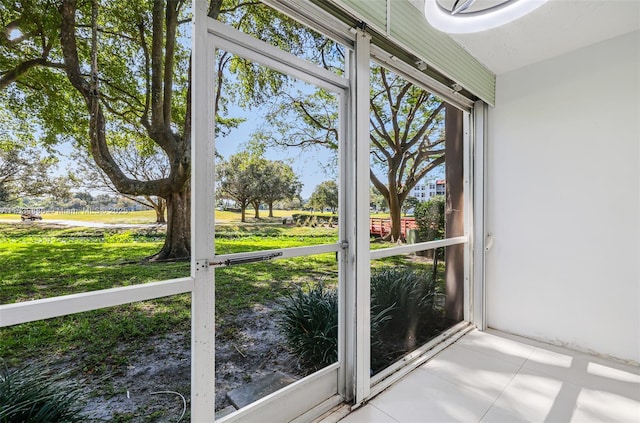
[486,31,640,363]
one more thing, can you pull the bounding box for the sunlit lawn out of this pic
[0,210,158,224]
[0,208,334,224]
[0,218,340,372]
[0,205,413,376]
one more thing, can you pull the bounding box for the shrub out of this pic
[414,196,445,260]
[414,196,445,242]
[278,268,444,373]
[0,363,85,422]
[290,213,338,227]
[370,267,444,371]
[371,267,443,330]
[278,282,339,371]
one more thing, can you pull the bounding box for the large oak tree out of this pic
[1,0,322,259]
[264,65,445,241]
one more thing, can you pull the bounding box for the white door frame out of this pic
[195,12,353,421]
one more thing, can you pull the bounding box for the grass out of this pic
[0,210,158,224]
[0,208,313,224]
[0,209,432,380]
[0,222,192,371]
[0,220,339,374]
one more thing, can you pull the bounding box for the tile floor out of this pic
[339,329,640,422]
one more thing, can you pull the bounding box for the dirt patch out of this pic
[71,302,303,421]
[79,332,191,422]
[214,302,306,412]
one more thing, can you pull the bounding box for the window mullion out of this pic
[353,27,372,406]
[191,1,216,420]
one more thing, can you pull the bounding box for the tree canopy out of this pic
[308,180,338,213]
[258,160,301,217]
[261,64,446,240]
[217,151,301,222]
[0,141,73,204]
[2,0,445,248]
[1,0,331,259]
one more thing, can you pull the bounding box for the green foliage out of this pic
[260,160,302,216]
[217,151,302,220]
[217,151,268,221]
[259,61,446,238]
[414,196,445,242]
[0,363,84,422]
[308,180,338,212]
[214,1,344,110]
[370,267,443,332]
[370,267,445,372]
[0,222,337,372]
[278,267,445,373]
[0,223,191,370]
[402,196,420,216]
[103,230,134,243]
[278,282,339,370]
[0,144,74,204]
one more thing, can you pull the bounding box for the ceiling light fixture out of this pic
[424,0,549,34]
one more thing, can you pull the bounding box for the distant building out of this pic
[408,179,445,202]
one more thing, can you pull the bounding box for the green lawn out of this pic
[0,209,432,376]
[0,210,158,224]
[0,221,339,372]
[0,208,316,224]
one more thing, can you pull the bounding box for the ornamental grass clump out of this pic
[370,267,443,332]
[370,267,445,371]
[278,282,339,371]
[0,363,84,423]
[279,268,445,373]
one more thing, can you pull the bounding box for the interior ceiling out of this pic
[411,0,640,75]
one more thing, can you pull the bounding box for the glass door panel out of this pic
[213,39,346,418]
[370,248,459,376]
[368,61,467,378]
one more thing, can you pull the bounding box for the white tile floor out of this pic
[339,329,640,423]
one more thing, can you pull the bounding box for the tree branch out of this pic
[150,0,165,129]
[405,101,445,151]
[163,0,178,127]
[138,19,151,131]
[370,170,389,200]
[75,24,138,42]
[60,0,169,197]
[0,58,47,89]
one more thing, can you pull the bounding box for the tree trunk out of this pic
[152,197,166,223]
[268,202,274,217]
[155,203,166,223]
[388,193,402,242]
[253,201,260,219]
[152,188,190,261]
[59,0,191,261]
[240,205,247,222]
